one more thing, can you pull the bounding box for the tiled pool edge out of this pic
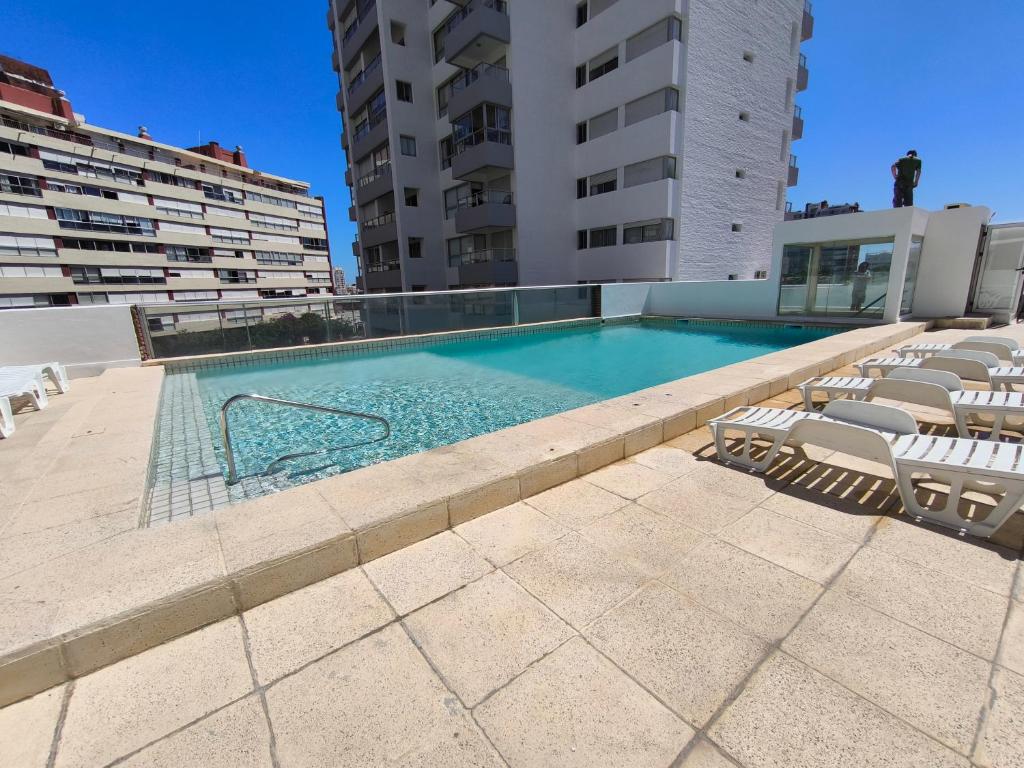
[0,320,928,708]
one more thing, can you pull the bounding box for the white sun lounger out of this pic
[799,368,1024,440]
[896,336,1024,364]
[0,362,69,394]
[0,369,48,438]
[857,350,1024,391]
[710,399,1024,539]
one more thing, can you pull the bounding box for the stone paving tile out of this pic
[627,444,701,478]
[0,684,64,768]
[719,507,860,584]
[454,501,567,567]
[834,546,1008,660]
[866,516,1019,597]
[579,503,707,577]
[525,478,630,529]
[710,652,970,768]
[118,696,272,768]
[266,623,503,767]
[759,487,885,543]
[54,618,253,768]
[585,461,675,500]
[243,568,394,685]
[637,462,777,534]
[783,591,991,754]
[999,600,1024,677]
[585,582,768,727]
[503,532,648,630]
[403,571,574,707]
[363,531,493,616]
[974,667,1024,768]
[663,538,822,641]
[679,739,742,767]
[474,636,693,768]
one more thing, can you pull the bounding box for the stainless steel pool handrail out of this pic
[219,394,391,484]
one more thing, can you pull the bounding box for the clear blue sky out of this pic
[5,0,1023,280]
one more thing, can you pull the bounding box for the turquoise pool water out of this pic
[186,320,836,490]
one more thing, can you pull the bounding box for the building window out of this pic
[728,274,739,281]
[576,178,587,199]
[743,51,754,63]
[778,239,894,317]
[731,223,743,232]
[754,270,768,279]
[623,156,677,188]
[624,88,679,127]
[588,109,618,141]
[575,121,587,145]
[404,187,419,206]
[396,80,413,102]
[575,64,587,89]
[166,245,212,263]
[625,16,684,62]
[54,208,156,236]
[0,174,42,197]
[589,227,617,248]
[439,135,455,169]
[588,169,617,196]
[400,135,417,156]
[739,111,751,122]
[408,237,422,258]
[0,140,31,157]
[577,229,588,249]
[575,2,588,27]
[623,219,674,244]
[391,21,406,45]
[587,47,618,83]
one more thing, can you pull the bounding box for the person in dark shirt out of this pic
[891,150,922,207]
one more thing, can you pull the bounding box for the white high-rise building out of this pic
[328,0,813,292]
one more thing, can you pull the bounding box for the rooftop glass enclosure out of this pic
[778,238,895,318]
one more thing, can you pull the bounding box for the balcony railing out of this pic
[448,62,509,96]
[456,189,513,208]
[789,153,798,168]
[347,53,382,94]
[453,127,512,156]
[352,108,386,142]
[357,162,391,188]
[366,260,401,273]
[0,114,92,146]
[448,247,515,267]
[794,104,802,119]
[363,211,395,229]
[445,0,507,34]
[342,0,377,43]
[799,52,807,68]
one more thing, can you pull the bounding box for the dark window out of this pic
[589,55,618,81]
[408,237,422,258]
[576,178,587,199]
[404,187,419,206]
[59,237,159,254]
[589,226,617,248]
[396,80,413,102]
[0,139,31,157]
[576,121,587,145]
[576,1,588,27]
[575,64,587,89]
[0,173,41,196]
[301,237,329,251]
[577,229,588,249]
[166,245,212,263]
[591,177,616,195]
[400,135,417,156]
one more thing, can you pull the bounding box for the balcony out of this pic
[327,5,336,31]
[802,0,814,41]
[361,211,398,247]
[355,162,393,203]
[450,249,517,286]
[335,89,345,111]
[797,53,809,91]
[346,53,384,115]
[344,168,352,186]
[350,108,387,161]
[447,63,512,123]
[341,129,349,150]
[341,1,379,69]
[453,190,515,233]
[331,48,340,73]
[349,205,357,221]
[792,104,804,140]
[352,240,360,256]
[445,0,510,68]
[364,263,402,292]
[788,155,799,187]
[451,128,514,181]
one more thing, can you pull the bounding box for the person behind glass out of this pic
[850,261,872,312]
[891,149,922,207]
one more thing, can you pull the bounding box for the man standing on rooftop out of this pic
[891,149,922,207]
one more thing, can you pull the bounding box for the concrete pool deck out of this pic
[0,318,1019,723]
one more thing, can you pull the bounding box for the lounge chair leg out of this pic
[714,427,784,472]
[896,472,1024,538]
[953,411,973,439]
[0,397,13,438]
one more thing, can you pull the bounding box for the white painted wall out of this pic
[600,283,652,317]
[0,305,141,378]
[912,206,991,318]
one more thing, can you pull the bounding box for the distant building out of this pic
[0,55,332,315]
[333,265,346,292]
[326,0,814,291]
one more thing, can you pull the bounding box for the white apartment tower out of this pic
[328,0,813,291]
[0,56,332,314]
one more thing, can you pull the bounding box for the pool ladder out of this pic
[219,394,391,485]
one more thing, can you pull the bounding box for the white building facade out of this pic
[328,0,813,291]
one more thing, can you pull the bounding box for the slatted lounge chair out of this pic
[1,362,69,394]
[0,369,48,438]
[896,336,1024,363]
[800,368,1024,441]
[710,399,1024,539]
[858,349,1004,378]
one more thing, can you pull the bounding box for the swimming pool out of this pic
[148,319,837,522]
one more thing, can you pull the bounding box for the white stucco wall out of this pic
[600,282,652,317]
[911,206,991,318]
[0,305,141,378]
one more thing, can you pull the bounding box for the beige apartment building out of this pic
[0,56,333,328]
[327,0,813,292]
